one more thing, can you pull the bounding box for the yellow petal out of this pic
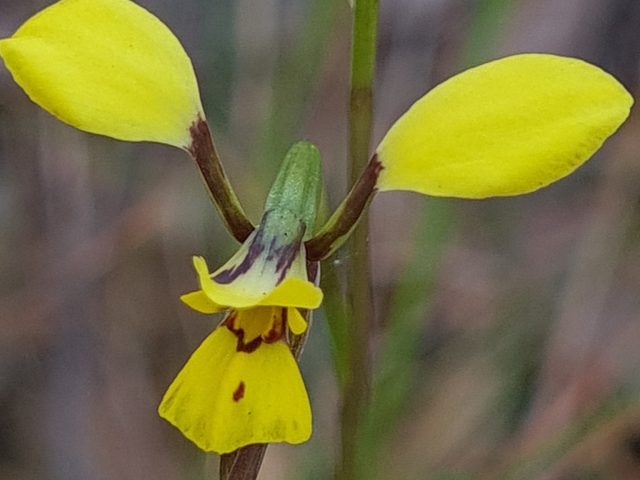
[287,308,308,335]
[193,256,322,310]
[257,278,323,310]
[193,255,212,278]
[180,290,225,314]
[0,0,203,147]
[194,255,270,308]
[376,54,633,198]
[158,327,311,454]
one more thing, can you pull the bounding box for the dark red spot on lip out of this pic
[233,381,245,402]
[224,310,285,351]
[225,315,263,353]
[263,309,285,343]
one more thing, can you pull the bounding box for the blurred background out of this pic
[1,0,640,479]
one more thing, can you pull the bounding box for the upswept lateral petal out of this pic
[180,290,226,314]
[376,54,633,198]
[0,0,204,147]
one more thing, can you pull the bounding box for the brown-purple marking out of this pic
[224,312,285,353]
[305,155,383,261]
[214,210,305,285]
[233,381,245,402]
[188,117,254,243]
[262,310,285,344]
[275,237,304,283]
[226,321,262,353]
[214,228,266,284]
[306,260,319,283]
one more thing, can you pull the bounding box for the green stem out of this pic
[337,1,378,479]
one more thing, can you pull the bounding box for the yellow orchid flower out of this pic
[0,0,633,463]
[159,147,323,454]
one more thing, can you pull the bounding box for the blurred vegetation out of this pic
[1,0,640,479]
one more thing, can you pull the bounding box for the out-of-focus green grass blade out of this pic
[358,199,456,477]
[320,248,350,388]
[500,393,638,480]
[463,0,513,66]
[431,473,475,480]
[201,0,236,132]
[256,0,341,174]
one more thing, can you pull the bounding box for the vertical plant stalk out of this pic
[338,1,379,479]
[220,445,268,480]
[188,118,255,243]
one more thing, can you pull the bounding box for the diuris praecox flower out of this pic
[0,0,632,456]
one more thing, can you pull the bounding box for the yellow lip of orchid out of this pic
[158,313,312,454]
